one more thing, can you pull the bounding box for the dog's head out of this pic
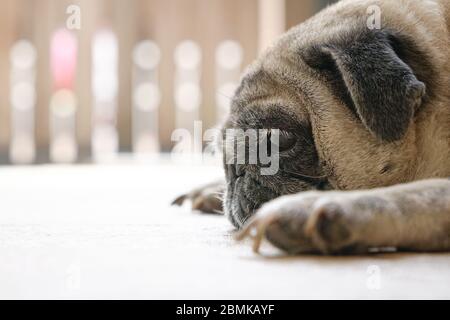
[222,0,438,228]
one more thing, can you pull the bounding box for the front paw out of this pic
[172,181,224,214]
[305,199,357,254]
[236,192,361,255]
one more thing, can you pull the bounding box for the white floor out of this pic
[0,161,449,299]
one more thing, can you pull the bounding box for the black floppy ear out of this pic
[304,31,426,142]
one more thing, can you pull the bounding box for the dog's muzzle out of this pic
[224,164,278,228]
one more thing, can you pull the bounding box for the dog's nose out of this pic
[227,164,245,180]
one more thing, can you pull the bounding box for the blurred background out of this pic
[0,0,336,165]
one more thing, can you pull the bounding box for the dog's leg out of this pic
[172,179,225,214]
[236,179,450,254]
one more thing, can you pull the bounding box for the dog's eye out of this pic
[268,130,297,152]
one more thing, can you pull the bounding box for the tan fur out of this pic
[233,0,450,254]
[255,0,450,190]
[176,0,450,254]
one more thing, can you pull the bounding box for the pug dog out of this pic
[174,0,450,254]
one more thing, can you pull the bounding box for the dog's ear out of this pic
[303,31,426,142]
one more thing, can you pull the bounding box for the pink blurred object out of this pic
[50,29,78,90]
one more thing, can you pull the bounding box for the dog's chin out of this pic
[224,175,279,229]
[224,195,256,229]
[224,179,251,229]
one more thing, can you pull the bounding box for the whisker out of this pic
[217,91,233,101]
[284,170,328,182]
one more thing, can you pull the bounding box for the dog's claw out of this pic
[235,214,279,254]
[171,181,225,214]
[171,194,187,206]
